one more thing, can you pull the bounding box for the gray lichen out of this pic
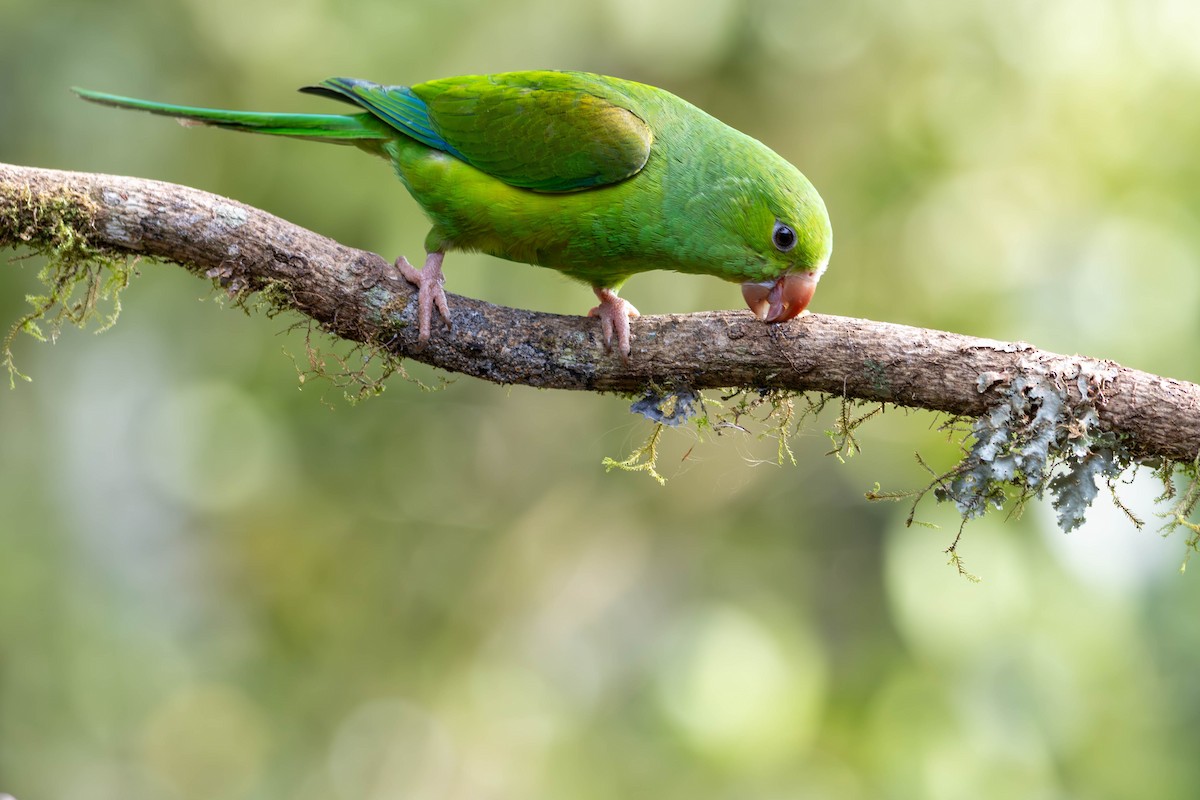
[630,388,700,427]
[937,357,1129,532]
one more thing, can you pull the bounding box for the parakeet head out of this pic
[732,169,832,323]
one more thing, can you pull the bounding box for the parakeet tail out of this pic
[72,88,388,143]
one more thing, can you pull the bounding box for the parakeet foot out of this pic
[588,287,640,360]
[395,251,450,345]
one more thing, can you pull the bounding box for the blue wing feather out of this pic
[301,78,464,160]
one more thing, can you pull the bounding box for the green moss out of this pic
[1156,457,1200,571]
[606,389,880,484]
[1,184,135,386]
[602,422,667,485]
[285,319,428,405]
[826,397,884,463]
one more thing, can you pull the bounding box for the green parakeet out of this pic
[75,71,832,358]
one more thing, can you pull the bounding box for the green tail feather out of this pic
[72,87,389,144]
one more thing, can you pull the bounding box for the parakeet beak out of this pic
[741,273,819,323]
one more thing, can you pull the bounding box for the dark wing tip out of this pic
[298,77,383,104]
[297,84,347,102]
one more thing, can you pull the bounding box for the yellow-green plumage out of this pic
[74,71,832,356]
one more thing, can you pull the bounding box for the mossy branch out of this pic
[3,162,1199,475]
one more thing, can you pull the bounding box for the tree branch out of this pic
[3,162,1198,467]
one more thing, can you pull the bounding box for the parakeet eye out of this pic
[772,221,797,252]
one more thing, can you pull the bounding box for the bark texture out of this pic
[3,162,1198,463]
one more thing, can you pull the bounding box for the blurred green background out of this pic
[3,1,1200,798]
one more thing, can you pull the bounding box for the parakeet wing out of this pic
[303,72,653,193]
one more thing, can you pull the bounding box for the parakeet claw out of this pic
[395,251,451,345]
[588,287,640,360]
